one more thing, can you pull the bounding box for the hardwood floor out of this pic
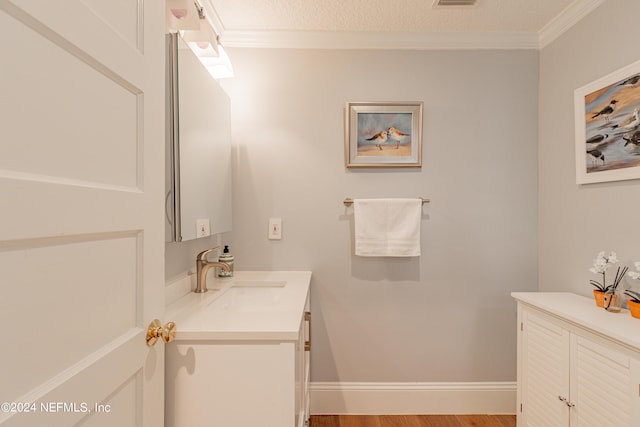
[310,415,516,427]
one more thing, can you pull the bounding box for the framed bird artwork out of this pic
[575,59,640,184]
[344,101,423,168]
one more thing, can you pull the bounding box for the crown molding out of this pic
[210,0,606,51]
[220,30,539,50]
[538,0,606,49]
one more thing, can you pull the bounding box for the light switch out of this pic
[268,218,282,240]
[196,219,210,237]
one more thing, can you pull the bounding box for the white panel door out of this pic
[522,311,570,427]
[0,1,165,426]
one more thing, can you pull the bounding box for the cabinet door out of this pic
[303,299,311,426]
[296,296,311,427]
[521,310,570,427]
[570,336,635,427]
[296,318,304,427]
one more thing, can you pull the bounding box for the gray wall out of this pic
[539,0,640,294]
[220,48,539,382]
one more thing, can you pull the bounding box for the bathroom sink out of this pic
[210,285,285,311]
[232,280,287,288]
[168,270,312,340]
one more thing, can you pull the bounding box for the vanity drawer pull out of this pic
[304,311,311,351]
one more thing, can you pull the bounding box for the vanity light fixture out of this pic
[200,44,234,79]
[166,0,200,32]
[181,26,219,57]
[168,0,234,79]
[180,2,219,57]
[184,2,234,79]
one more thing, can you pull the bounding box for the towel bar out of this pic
[343,198,430,206]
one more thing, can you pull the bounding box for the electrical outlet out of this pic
[268,218,282,240]
[196,219,210,237]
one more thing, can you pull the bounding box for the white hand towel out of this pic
[354,198,422,257]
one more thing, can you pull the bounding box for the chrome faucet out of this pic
[195,247,231,293]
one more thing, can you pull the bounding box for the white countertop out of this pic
[167,271,311,341]
[512,292,640,352]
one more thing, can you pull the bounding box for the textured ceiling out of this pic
[203,0,606,49]
[209,0,571,32]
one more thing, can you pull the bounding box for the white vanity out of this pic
[512,292,640,427]
[166,271,311,427]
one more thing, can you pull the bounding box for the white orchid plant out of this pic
[625,262,640,303]
[589,251,628,294]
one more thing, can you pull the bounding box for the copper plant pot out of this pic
[628,299,640,319]
[593,290,605,308]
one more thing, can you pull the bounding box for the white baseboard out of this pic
[310,382,516,415]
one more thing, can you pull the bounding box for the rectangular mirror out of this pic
[166,33,232,242]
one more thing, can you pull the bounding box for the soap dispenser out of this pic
[218,245,234,277]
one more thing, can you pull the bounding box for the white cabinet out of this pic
[513,293,640,427]
[165,271,312,427]
[166,293,311,427]
[298,299,311,426]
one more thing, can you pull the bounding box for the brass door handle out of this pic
[146,319,177,346]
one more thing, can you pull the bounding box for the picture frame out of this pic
[575,59,640,184]
[345,101,423,168]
